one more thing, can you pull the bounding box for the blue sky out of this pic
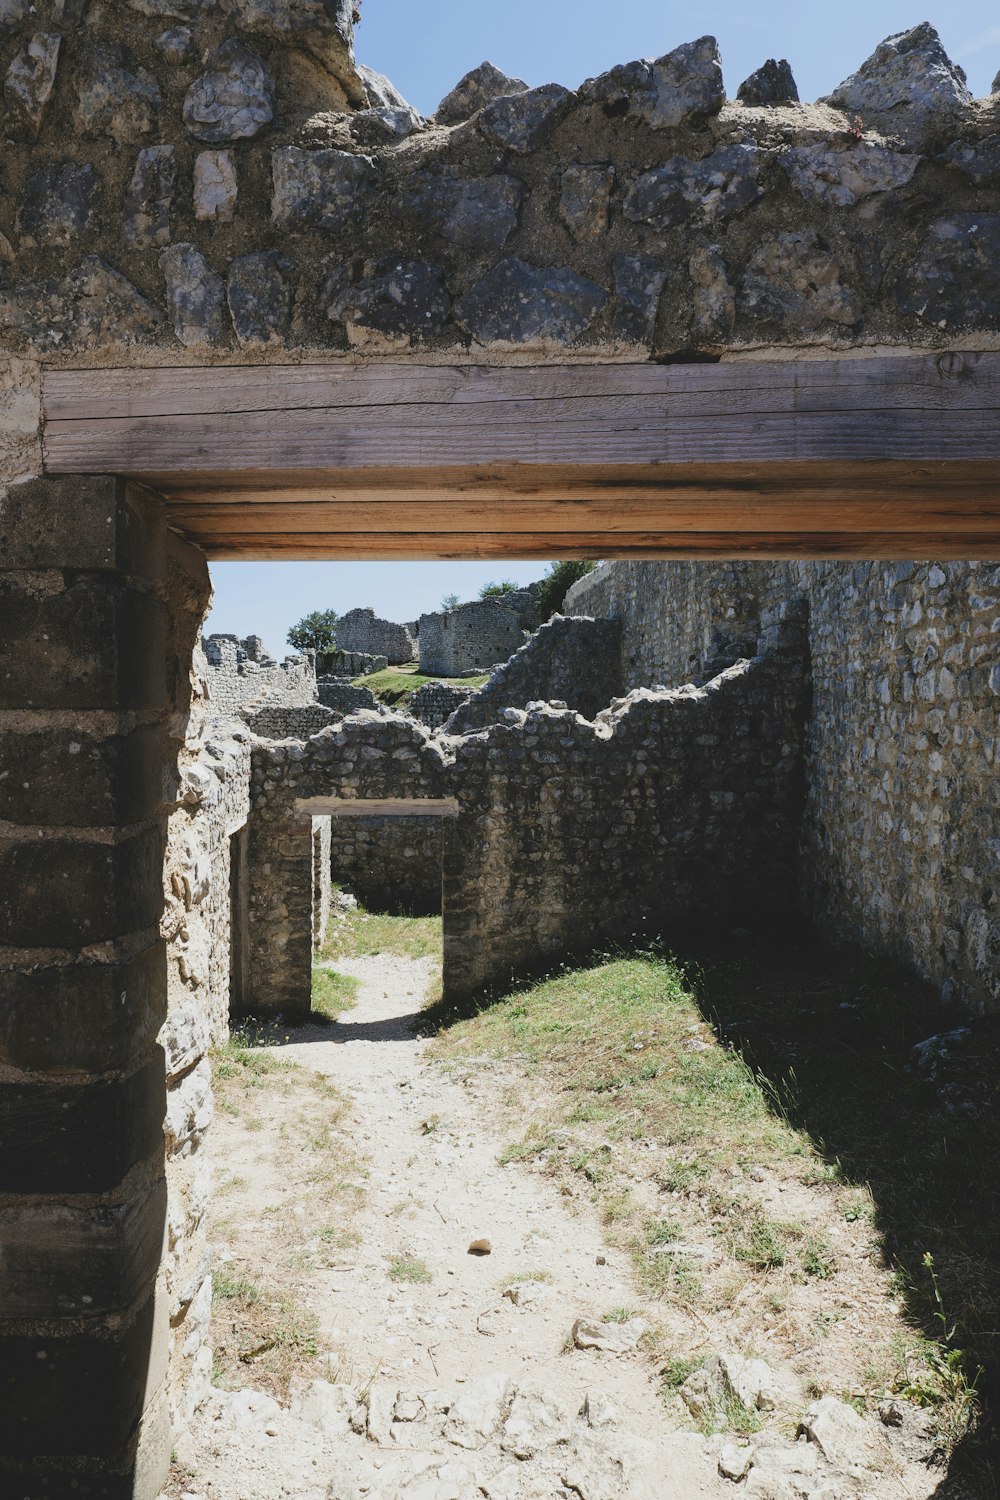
[206,0,998,656]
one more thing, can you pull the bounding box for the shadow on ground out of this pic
[683,936,1000,1498]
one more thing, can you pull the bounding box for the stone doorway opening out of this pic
[309,800,456,1026]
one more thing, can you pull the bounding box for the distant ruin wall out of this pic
[202,635,317,717]
[336,609,415,664]
[445,615,624,733]
[568,559,1000,1012]
[418,595,532,676]
[246,605,808,1009]
[409,681,472,729]
[244,702,340,739]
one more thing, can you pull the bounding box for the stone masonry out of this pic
[336,608,415,664]
[418,593,537,677]
[202,633,317,716]
[568,560,1000,1013]
[245,603,809,1011]
[3,5,1000,1491]
[445,615,623,734]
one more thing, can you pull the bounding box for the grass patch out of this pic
[311,964,359,1019]
[431,942,998,1467]
[388,1254,432,1284]
[357,665,489,709]
[323,897,442,962]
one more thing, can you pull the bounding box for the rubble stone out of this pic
[455,257,606,345]
[227,250,293,346]
[781,140,919,207]
[160,243,225,347]
[123,145,176,250]
[741,230,862,334]
[194,150,238,222]
[4,32,60,139]
[896,214,1000,328]
[624,145,762,231]
[581,36,724,130]
[75,42,161,143]
[17,162,95,247]
[612,254,667,345]
[271,146,377,229]
[559,163,615,240]
[477,83,574,154]
[183,40,276,144]
[436,60,528,125]
[823,23,973,141]
[326,259,451,345]
[737,59,798,106]
[402,170,523,253]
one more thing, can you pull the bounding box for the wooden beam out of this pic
[294,797,459,818]
[41,355,1000,560]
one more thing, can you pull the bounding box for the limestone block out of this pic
[455,257,606,345]
[402,169,523,253]
[194,149,238,220]
[160,243,225,347]
[823,22,972,141]
[124,145,176,249]
[183,39,275,144]
[74,42,161,143]
[625,144,762,232]
[436,60,528,125]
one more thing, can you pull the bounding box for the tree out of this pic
[537,561,596,620]
[478,579,519,599]
[287,609,338,655]
[440,592,460,612]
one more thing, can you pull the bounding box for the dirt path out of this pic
[170,953,728,1500]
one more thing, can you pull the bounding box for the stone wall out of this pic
[246,712,452,1012]
[320,648,388,677]
[202,634,316,716]
[245,604,808,1008]
[408,680,472,729]
[445,615,623,734]
[567,559,1000,1013]
[336,609,414,664]
[317,677,380,714]
[2,16,999,360]
[330,816,443,916]
[245,701,340,739]
[418,595,532,676]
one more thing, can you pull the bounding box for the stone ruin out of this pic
[2,5,1000,1493]
[417,588,540,676]
[335,608,415,664]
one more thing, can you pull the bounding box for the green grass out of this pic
[388,1254,432,1284]
[356,664,489,708]
[323,898,442,961]
[311,965,359,1018]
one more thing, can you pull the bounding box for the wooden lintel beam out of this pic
[42,355,1000,560]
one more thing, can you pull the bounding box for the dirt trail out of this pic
[170,953,728,1500]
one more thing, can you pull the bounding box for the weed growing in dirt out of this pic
[312,965,359,1018]
[388,1255,432,1284]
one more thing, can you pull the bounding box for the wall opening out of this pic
[229,826,248,1022]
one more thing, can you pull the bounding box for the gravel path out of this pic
[171,952,727,1500]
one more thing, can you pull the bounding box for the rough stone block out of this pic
[0,574,165,710]
[0,1288,168,1458]
[0,477,165,576]
[0,1051,165,1193]
[0,721,162,828]
[0,826,165,947]
[0,1176,166,1319]
[0,945,166,1075]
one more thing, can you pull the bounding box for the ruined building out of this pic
[1,4,999,1494]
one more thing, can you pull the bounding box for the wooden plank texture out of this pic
[40,355,1000,560]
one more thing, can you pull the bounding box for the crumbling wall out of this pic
[445,615,623,733]
[317,678,380,714]
[246,604,808,1008]
[336,608,414,664]
[568,559,1000,1012]
[409,681,472,729]
[418,596,532,676]
[203,634,316,717]
[245,701,340,739]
